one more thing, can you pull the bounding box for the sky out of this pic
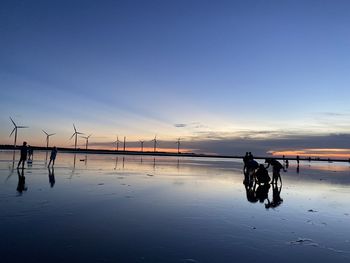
[1,0,350,157]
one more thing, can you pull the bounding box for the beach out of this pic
[0,150,349,262]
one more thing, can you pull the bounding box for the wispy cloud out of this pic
[174,123,187,128]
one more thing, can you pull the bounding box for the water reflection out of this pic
[17,168,27,194]
[265,183,283,209]
[256,183,270,203]
[48,167,55,188]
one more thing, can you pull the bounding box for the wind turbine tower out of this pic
[81,134,92,150]
[123,136,126,151]
[70,124,84,150]
[152,135,157,152]
[115,136,121,151]
[42,130,55,148]
[176,138,181,154]
[9,117,28,148]
[139,140,144,152]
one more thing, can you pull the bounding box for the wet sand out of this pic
[0,150,349,263]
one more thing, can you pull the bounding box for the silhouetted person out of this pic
[245,159,259,182]
[296,155,300,165]
[255,164,270,185]
[243,152,249,173]
[28,145,33,160]
[248,152,254,160]
[17,141,28,169]
[308,156,311,162]
[48,146,57,167]
[17,168,27,194]
[265,158,284,184]
[48,167,55,188]
[265,183,283,209]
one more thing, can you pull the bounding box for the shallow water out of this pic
[1,150,350,263]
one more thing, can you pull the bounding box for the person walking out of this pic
[17,141,28,169]
[48,146,58,167]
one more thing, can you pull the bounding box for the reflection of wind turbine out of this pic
[81,134,92,150]
[139,140,144,152]
[42,130,55,148]
[176,138,181,154]
[9,117,28,148]
[152,135,157,152]
[70,124,84,150]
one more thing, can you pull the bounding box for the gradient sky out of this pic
[1,0,350,156]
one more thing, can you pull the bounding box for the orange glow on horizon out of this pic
[270,148,350,159]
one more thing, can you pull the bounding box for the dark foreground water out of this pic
[1,150,350,263]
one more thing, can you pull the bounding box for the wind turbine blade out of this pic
[76,132,84,135]
[9,128,16,137]
[73,124,77,133]
[42,130,49,136]
[9,117,16,127]
[70,133,76,140]
[17,126,28,129]
[87,134,92,138]
[49,133,56,136]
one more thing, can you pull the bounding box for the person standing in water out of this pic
[48,146,57,167]
[28,145,33,160]
[17,141,28,169]
[265,158,284,184]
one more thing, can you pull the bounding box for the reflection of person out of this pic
[17,168,27,194]
[17,141,28,169]
[243,180,258,203]
[265,158,284,184]
[48,147,57,167]
[48,167,55,188]
[256,184,270,203]
[265,183,283,209]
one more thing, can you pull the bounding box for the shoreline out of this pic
[1,145,349,163]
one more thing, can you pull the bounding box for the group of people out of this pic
[17,141,58,169]
[243,152,285,185]
[243,152,284,208]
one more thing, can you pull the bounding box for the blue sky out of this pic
[1,0,350,155]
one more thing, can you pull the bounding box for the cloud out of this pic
[174,123,187,128]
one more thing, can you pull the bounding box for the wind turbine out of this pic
[114,136,121,151]
[152,135,158,152]
[70,124,84,150]
[42,130,55,148]
[139,140,144,152]
[9,117,28,148]
[81,134,92,150]
[176,137,181,154]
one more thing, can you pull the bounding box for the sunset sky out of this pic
[1,0,350,157]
